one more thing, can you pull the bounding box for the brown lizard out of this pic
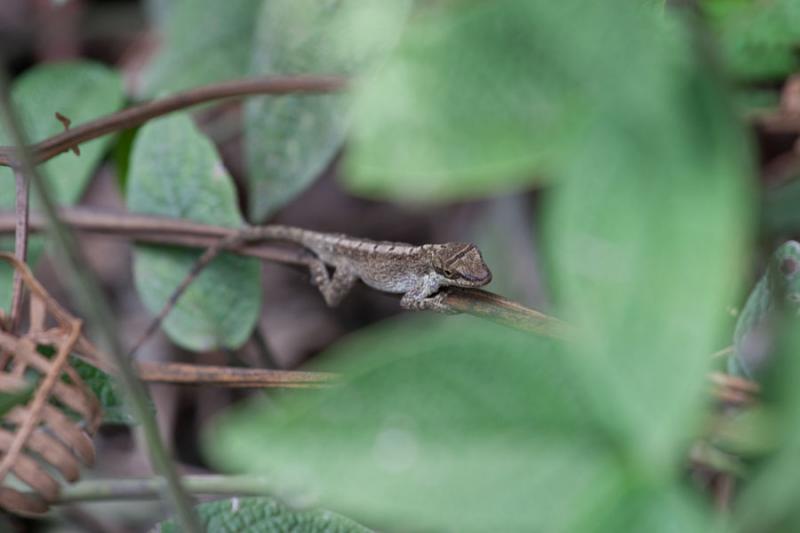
[129,225,493,355]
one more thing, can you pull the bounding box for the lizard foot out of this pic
[401,291,460,315]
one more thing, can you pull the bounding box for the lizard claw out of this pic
[402,291,459,314]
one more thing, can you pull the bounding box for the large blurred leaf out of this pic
[0,61,124,311]
[139,0,263,97]
[545,65,751,474]
[703,0,800,80]
[245,0,410,220]
[207,319,627,531]
[156,496,372,533]
[734,324,800,532]
[345,2,686,200]
[127,114,261,351]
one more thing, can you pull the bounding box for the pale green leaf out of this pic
[344,1,691,200]
[246,0,410,220]
[544,70,751,475]
[207,319,623,532]
[127,113,261,351]
[0,61,124,311]
[156,496,372,533]
[734,324,800,531]
[139,0,262,97]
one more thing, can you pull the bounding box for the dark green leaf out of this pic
[0,388,32,418]
[127,113,261,350]
[156,496,372,533]
[71,357,138,425]
[703,0,800,80]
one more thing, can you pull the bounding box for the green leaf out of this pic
[0,388,32,418]
[544,63,751,474]
[0,61,124,311]
[245,0,410,220]
[570,484,712,533]
[703,0,800,80]
[347,1,679,200]
[207,319,627,532]
[127,113,261,351]
[71,357,138,425]
[139,0,262,97]
[734,324,800,531]
[156,496,372,533]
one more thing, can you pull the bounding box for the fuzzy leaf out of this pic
[139,0,262,96]
[0,61,124,311]
[127,114,261,351]
[245,0,410,220]
[156,496,372,533]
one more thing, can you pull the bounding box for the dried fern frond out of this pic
[0,253,102,515]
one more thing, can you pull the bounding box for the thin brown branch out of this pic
[134,361,336,388]
[0,76,346,167]
[443,287,573,338]
[751,110,800,135]
[0,208,314,265]
[8,169,29,334]
[53,475,273,503]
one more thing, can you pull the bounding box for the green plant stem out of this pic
[0,70,201,532]
[55,475,273,503]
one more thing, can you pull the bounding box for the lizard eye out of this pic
[442,268,455,278]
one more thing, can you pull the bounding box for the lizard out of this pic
[728,240,800,380]
[128,225,493,356]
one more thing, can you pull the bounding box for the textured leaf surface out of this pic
[703,0,800,80]
[127,114,261,351]
[156,496,372,533]
[71,358,135,425]
[0,61,124,311]
[207,319,624,532]
[246,1,410,220]
[139,0,262,96]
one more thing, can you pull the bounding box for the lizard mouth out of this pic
[462,270,492,285]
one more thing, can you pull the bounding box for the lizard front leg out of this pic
[308,261,358,307]
[400,280,458,314]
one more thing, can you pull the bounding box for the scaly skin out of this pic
[729,241,800,378]
[234,225,493,312]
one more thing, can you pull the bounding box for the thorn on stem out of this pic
[54,112,80,156]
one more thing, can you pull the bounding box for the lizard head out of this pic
[769,240,800,310]
[433,243,492,288]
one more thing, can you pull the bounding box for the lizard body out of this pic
[231,225,493,310]
[130,225,493,355]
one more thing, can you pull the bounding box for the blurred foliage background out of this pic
[1,0,800,531]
